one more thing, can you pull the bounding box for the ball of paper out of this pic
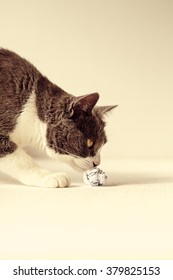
[83,167,107,186]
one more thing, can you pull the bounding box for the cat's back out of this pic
[0,48,21,64]
[0,48,27,72]
[0,49,41,135]
[0,48,41,107]
[0,48,40,86]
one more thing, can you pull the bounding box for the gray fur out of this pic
[0,49,115,160]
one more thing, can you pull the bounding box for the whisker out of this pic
[58,147,80,159]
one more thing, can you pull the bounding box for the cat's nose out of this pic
[92,154,101,167]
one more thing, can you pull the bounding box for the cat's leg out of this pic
[0,136,70,187]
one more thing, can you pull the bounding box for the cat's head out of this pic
[46,93,117,171]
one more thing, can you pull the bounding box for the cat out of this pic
[0,49,116,188]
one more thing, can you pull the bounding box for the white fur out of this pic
[2,91,70,187]
[10,91,47,150]
[0,91,101,187]
[0,147,70,187]
[46,145,101,171]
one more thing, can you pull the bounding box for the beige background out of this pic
[1,0,173,158]
[0,0,173,261]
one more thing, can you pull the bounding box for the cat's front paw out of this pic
[40,172,71,188]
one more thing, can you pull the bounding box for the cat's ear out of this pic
[70,93,99,116]
[96,105,118,115]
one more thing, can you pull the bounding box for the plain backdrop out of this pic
[0,0,173,262]
[0,0,173,159]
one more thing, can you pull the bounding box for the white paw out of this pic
[39,172,71,188]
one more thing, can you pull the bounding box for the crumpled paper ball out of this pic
[83,167,107,186]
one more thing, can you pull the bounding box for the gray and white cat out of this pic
[0,49,116,187]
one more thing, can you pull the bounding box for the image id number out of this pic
[106,266,160,276]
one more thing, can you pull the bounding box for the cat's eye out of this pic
[87,139,94,148]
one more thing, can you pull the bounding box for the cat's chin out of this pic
[72,157,95,171]
[61,156,92,172]
[65,158,89,172]
[46,147,97,171]
[71,161,88,172]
